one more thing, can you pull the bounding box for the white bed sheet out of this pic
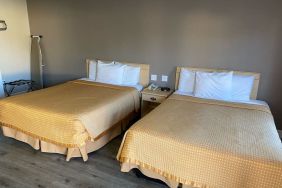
[79,78,144,91]
[174,90,268,106]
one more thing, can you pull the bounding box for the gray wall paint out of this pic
[27,0,282,129]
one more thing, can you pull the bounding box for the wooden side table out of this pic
[141,88,173,117]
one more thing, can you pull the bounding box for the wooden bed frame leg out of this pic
[66,148,75,162]
[79,146,88,162]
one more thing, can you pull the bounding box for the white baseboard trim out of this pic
[278,130,282,138]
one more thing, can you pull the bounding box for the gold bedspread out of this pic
[117,94,282,188]
[0,80,140,147]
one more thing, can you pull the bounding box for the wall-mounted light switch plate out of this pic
[161,75,168,82]
[151,74,157,81]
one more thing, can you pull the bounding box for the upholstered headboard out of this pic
[86,59,150,87]
[175,67,260,100]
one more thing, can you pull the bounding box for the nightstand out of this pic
[141,88,173,117]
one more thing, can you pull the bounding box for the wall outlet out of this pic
[151,74,157,81]
[161,75,168,82]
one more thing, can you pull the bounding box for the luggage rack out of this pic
[4,80,35,96]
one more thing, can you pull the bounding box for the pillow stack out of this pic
[231,75,255,101]
[194,71,233,100]
[117,63,141,86]
[178,69,195,94]
[88,60,141,86]
[178,68,255,101]
[88,60,114,80]
[96,61,125,85]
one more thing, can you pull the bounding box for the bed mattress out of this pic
[0,80,140,148]
[117,94,282,188]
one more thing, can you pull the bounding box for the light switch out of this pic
[161,75,168,82]
[151,74,157,81]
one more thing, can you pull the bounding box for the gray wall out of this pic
[26,0,282,129]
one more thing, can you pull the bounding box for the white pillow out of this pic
[88,60,97,80]
[88,60,114,80]
[115,62,141,85]
[194,71,233,100]
[123,65,141,85]
[96,62,126,85]
[178,68,196,93]
[232,75,254,101]
[97,60,114,64]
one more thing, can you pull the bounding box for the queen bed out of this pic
[0,59,150,161]
[117,67,282,188]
